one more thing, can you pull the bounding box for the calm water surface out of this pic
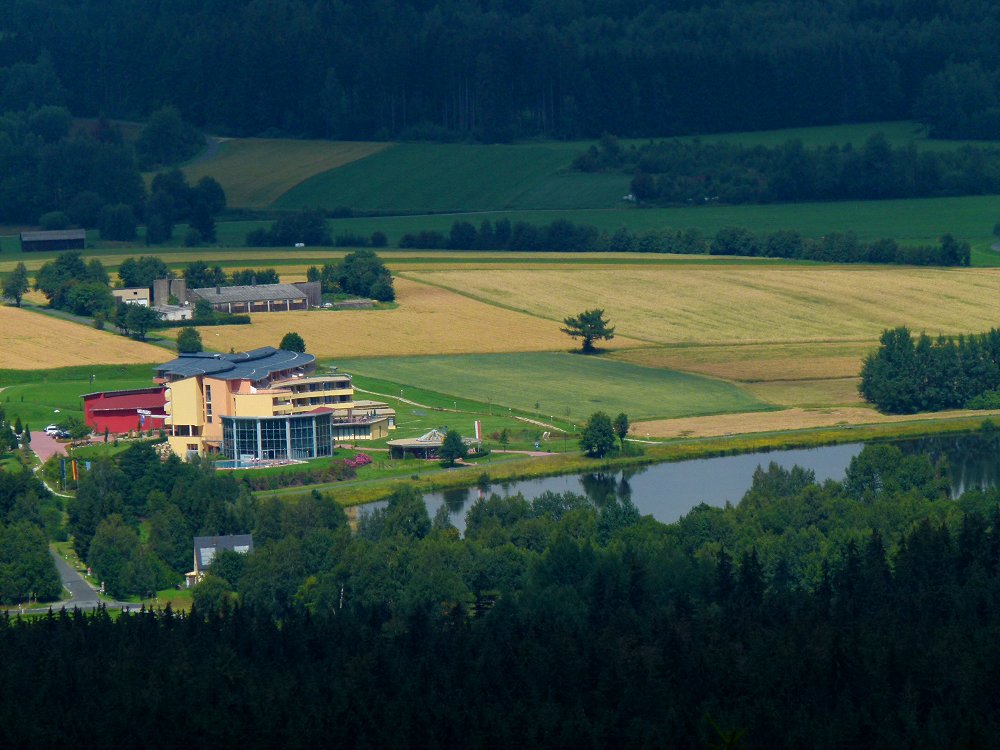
[359,433,1000,533]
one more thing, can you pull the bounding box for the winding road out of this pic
[3,550,126,616]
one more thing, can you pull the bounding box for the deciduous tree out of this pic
[561,308,614,353]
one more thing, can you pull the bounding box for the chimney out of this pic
[216,285,221,294]
[252,275,257,287]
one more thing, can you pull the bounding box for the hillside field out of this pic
[0,306,165,369]
[176,138,391,208]
[338,353,770,422]
[272,142,630,212]
[0,365,155,427]
[403,266,1000,345]
[158,277,646,358]
[182,121,992,212]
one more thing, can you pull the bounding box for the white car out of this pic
[45,424,60,435]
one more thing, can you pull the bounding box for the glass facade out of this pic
[221,412,333,461]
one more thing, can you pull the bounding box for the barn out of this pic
[19,229,86,252]
[82,387,167,434]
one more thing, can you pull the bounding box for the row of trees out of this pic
[7,1,1000,141]
[860,327,1000,413]
[395,217,970,266]
[578,133,1000,204]
[9,439,1000,743]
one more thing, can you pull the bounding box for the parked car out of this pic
[45,424,60,435]
[55,430,71,439]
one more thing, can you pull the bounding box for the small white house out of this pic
[112,287,151,306]
[154,304,193,321]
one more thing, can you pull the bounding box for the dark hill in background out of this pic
[3,0,1000,141]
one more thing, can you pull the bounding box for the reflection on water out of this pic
[359,432,1000,533]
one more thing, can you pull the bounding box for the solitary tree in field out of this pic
[561,309,614,353]
[280,332,306,353]
[2,262,30,307]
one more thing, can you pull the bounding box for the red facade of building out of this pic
[82,387,167,434]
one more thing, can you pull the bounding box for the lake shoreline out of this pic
[260,413,999,507]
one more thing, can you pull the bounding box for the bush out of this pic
[39,211,70,230]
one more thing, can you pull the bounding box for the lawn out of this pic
[0,364,155,427]
[337,352,770,422]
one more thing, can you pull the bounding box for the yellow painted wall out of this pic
[234,392,279,417]
[166,378,202,426]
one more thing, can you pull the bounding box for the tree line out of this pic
[398,217,970,266]
[7,437,1000,744]
[7,1,1000,141]
[861,327,1000,413]
[576,133,1000,205]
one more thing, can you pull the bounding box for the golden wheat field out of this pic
[0,306,164,369]
[161,277,645,358]
[608,341,872,382]
[634,405,1000,439]
[404,266,1000,345]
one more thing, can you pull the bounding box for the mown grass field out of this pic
[162,277,644,358]
[404,266,1000,345]
[0,364,155,427]
[338,352,770,422]
[0,306,165,369]
[176,138,391,208]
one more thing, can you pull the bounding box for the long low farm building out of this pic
[189,281,321,313]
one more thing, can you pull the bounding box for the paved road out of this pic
[31,431,69,463]
[3,551,125,616]
[49,550,105,610]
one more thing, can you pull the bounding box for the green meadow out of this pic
[338,352,771,423]
[273,141,631,212]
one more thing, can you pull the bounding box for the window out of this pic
[205,384,212,401]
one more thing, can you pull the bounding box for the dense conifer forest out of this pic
[5,442,1000,745]
[5,1,1000,140]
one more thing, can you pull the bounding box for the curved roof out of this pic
[155,347,315,381]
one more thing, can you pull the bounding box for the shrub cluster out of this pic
[860,326,1000,413]
[242,460,356,491]
[343,453,373,470]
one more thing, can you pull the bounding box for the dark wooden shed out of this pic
[19,229,86,252]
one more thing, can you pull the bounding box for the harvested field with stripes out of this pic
[403,266,1000,346]
[0,306,163,369]
[161,277,645,358]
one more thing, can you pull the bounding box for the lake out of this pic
[360,432,1000,532]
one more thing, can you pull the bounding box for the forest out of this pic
[5,438,1000,745]
[4,1,1000,140]
[861,326,1000,413]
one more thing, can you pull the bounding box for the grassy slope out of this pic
[273,142,631,212]
[338,352,770,422]
[0,365,155,427]
[175,139,391,208]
